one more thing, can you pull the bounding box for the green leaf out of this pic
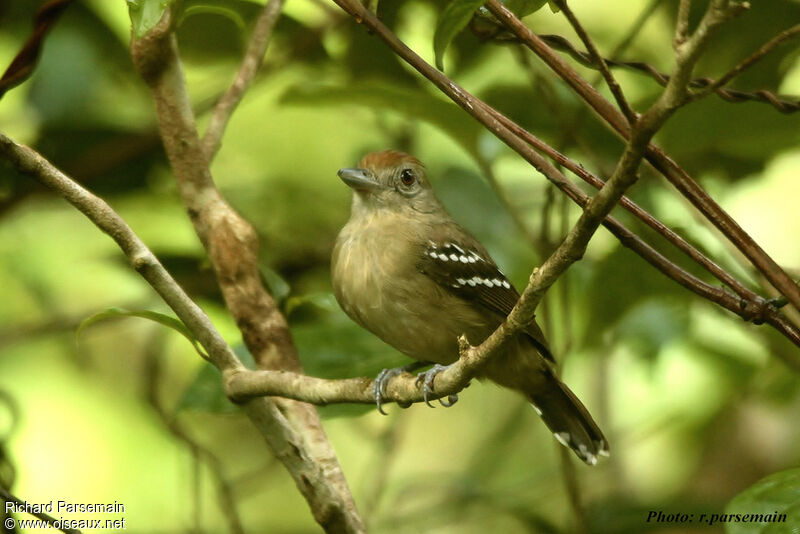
[433,0,550,71]
[177,0,255,30]
[128,0,174,39]
[433,0,485,71]
[503,0,550,17]
[77,307,208,360]
[725,468,800,534]
[281,82,483,163]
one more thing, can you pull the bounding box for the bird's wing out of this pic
[416,237,554,363]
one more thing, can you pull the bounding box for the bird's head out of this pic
[338,150,443,216]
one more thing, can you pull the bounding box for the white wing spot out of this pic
[554,432,570,448]
[530,403,542,416]
[451,244,465,253]
[437,254,449,261]
[429,251,438,258]
[456,278,466,285]
[459,256,469,263]
[467,256,476,263]
[449,253,458,261]
[501,281,511,289]
[466,278,477,287]
[492,278,502,287]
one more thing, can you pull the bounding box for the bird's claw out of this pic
[373,362,430,415]
[373,367,402,415]
[414,364,458,408]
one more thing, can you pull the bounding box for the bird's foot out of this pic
[414,363,458,408]
[373,361,430,415]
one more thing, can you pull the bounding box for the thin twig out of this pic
[675,0,692,47]
[526,33,800,113]
[202,0,285,160]
[0,0,76,99]
[552,0,637,124]
[693,22,800,99]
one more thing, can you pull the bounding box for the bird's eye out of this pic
[400,169,416,186]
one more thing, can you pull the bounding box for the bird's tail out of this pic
[528,370,609,465]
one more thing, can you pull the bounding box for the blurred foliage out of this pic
[725,469,800,534]
[0,0,799,532]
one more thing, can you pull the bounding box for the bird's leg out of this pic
[374,361,431,415]
[414,363,459,408]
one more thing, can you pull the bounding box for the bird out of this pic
[331,150,608,465]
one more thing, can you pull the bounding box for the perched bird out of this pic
[332,150,608,465]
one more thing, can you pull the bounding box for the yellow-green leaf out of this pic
[77,307,208,360]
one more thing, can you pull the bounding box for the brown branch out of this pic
[485,0,800,316]
[0,0,76,99]
[551,0,637,124]
[528,33,800,113]
[202,0,285,160]
[130,10,364,533]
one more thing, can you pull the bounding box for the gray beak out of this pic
[338,168,382,192]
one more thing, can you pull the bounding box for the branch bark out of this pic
[129,10,364,532]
